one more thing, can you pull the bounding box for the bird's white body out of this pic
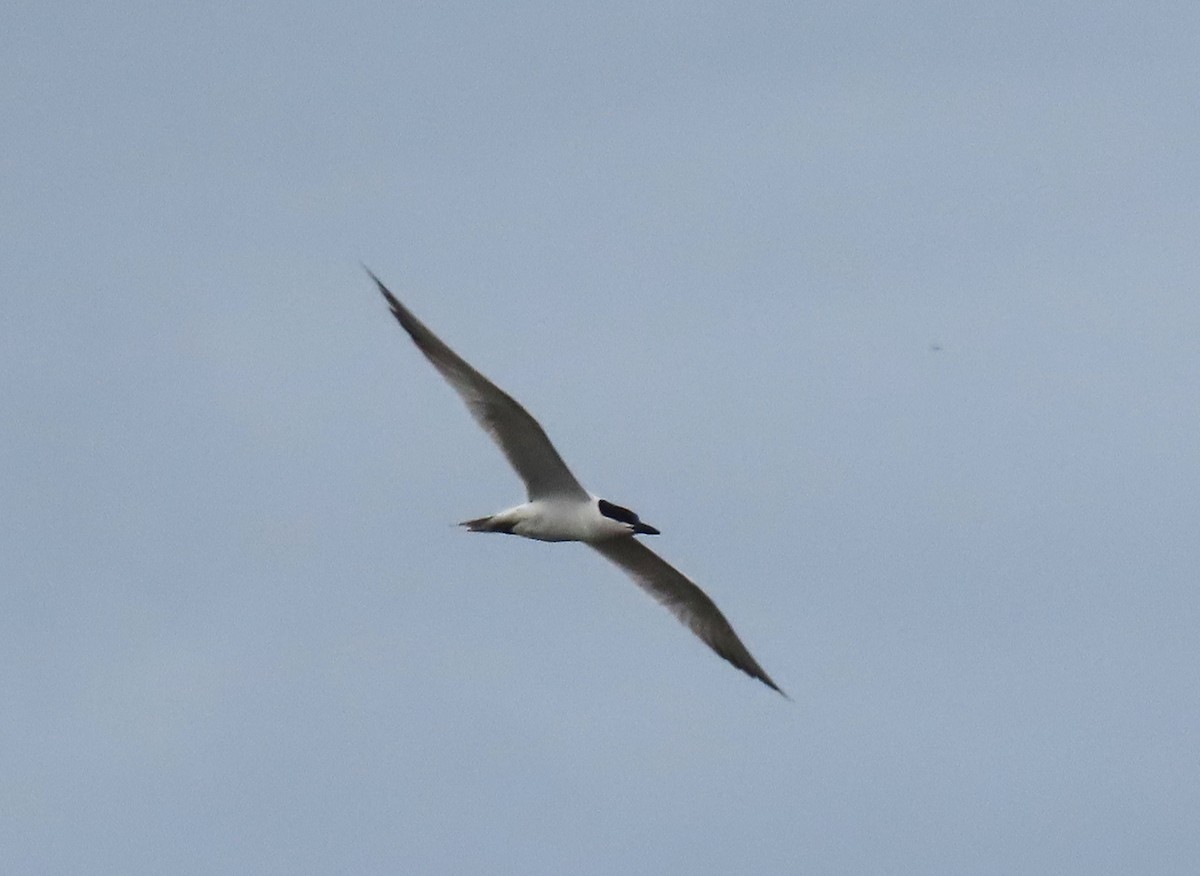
[369,270,784,695]
[468,498,636,542]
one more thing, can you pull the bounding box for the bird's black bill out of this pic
[633,522,661,535]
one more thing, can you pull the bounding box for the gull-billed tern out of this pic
[370,271,783,695]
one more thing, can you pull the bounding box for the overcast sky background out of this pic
[5,2,1199,873]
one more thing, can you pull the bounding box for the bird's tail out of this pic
[459,515,513,534]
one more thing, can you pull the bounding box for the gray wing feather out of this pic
[370,271,589,500]
[590,538,785,695]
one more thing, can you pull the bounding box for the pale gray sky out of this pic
[5,2,1199,873]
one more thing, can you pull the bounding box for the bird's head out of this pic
[597,498,660,536]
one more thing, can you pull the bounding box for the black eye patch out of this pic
[597,499,639,525]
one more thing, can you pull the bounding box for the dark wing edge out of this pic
[366,269,588,500]
[590,538,787,697]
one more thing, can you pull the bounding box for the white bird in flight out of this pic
[370,271,784,695]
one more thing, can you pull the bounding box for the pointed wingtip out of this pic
[755,671,789,699]
[717,641,788,698]
[362,263,387,295]
[719,638,787,698]
[715,652,788,698]
[363,266,406,318]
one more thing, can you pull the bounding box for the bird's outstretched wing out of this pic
[590,537,785,695]
[370,271,589,501]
